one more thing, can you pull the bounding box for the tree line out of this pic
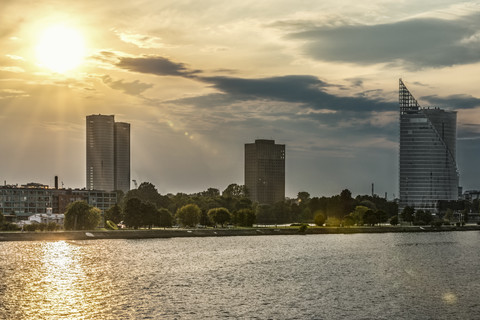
[63,182,401,230]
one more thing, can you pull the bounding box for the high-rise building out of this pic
[114,122,131,193]
[86,115,130,193]
[399,79,458,213]
[245,139,285,204]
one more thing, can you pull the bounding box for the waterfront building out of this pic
[245,139,285,204]
[86,114,130,193]
[0,184,117,221]
[399,79,459,213]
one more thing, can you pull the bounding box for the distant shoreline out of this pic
[1,225,479,242]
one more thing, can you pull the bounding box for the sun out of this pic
[36,25,86,73]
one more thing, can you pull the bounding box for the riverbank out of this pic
[0,225,479,241]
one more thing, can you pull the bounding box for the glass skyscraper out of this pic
[86,115,130,193]
[399,79,458,213]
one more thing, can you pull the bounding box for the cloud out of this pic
[116,31,167,49]
[116,55,200,78]
[287,14,480,68]
[102,75,153,96]
[421,94,480,109]
[199,75,397,112]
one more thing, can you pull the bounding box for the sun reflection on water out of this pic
[0,241,117,320]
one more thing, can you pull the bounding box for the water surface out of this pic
[1,232,479,319]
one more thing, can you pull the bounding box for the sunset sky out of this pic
[2,0,480,198]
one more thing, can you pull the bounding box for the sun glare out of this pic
[36,25,86,73]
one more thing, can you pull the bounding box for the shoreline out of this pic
[0,225,479,242]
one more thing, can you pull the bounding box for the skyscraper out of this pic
[399,79,458,213]
[86,114,130,193]
[245,139,285,204]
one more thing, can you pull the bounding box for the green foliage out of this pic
[141,201,157,228]
[256,204,275,225]
[176,204,201,227]
[123,182,171,211]
[207,207,231,227]
[24,224,37,232]
[3,223,20,231]
[124,198,143,229]
[46,222,58,231]
[414,210,433,225]
[363,209,378,226]
[325,217,341,227]
[298,223,308,233]
[350,205,369,225]
[64,201,101,230]
[105,204,123,224]
[157,208,173,228]
[342,215,355,227]
[105,220,118,230]
[0,211,4,226]
[401,206,415,223]
[390,215,399,226]
[313,211,326,226]
[232,208,255,227]
[222,184,248,198]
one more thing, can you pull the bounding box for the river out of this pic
[1,231,479,319]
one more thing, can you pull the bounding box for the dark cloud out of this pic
[287,15,480,68]
[421,94,480,109]
[102,75,153,96]
[116,55,200,78]
[199,75,396,112]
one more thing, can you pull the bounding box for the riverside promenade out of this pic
[1,225,480,242]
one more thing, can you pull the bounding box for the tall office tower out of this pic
[245,139,285,204]
[399,79,458,213]
[86,115,130,193]
[114,122,131,193]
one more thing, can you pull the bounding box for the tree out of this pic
[176,204,201,227]
[222,184,248,198]
[343,215,355,227]
[157,208,173,228]
[233,208,255,227]
[208,207,231,227]
[297,191,310,205]
[256,204,274,225]
[0,211,4,226]
[105,204,123,224]
[314,211,326,226]
[401,206,415,224]
[124,198,143,229]
[64,201,101,230]
[390,215,399,226]
[363,209,378,226]
[415,210,433,225]
[350,205,369,225]
[141,201,157,228]
[377,210,388,224]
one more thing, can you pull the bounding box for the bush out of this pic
[298,224,308,233]
[313,212,326,226]
[24,224,37,232]
[2,223,20,231]
[389,216,399,226]
[105,220,118,230]
[46,222,58,231]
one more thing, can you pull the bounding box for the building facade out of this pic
[0,184,117,221]
[86,115,130,193]
[399,79,459,213]
[245,139,285,204]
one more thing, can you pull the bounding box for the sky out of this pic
[1,0,480,198]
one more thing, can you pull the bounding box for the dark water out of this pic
[1,232,479,319]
